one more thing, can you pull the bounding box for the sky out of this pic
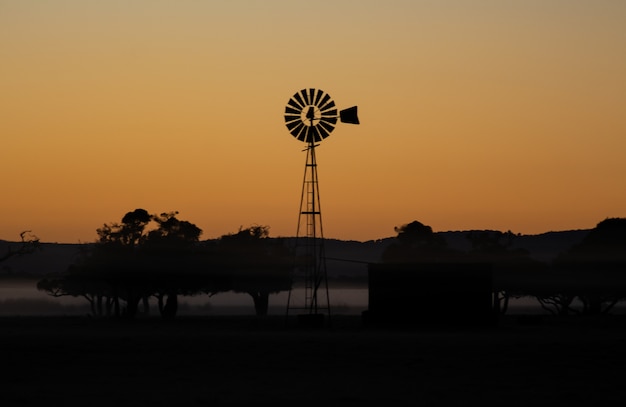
[2,1,626,243]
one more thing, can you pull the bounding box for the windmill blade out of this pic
[319,120,336,134]
[321,108,337,117]
[289,120,304,135]
[318,93,331,109]
[308,88,316,105]
[288,98,303,110]
[285,114,301,123]
[285,106,301,116]
[319,98,335,112]
[300,89,310,105]
[295,123,307,141]
[306,126,320,143]
[317,124,330,139]
[340,106,359,124]
[313,89,324,106]
[293,92,306,108]
[286,119,303,132]
[320,116,338,125]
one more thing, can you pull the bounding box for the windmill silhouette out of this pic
[284,88,359,325]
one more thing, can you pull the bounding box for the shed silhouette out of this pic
[365,262,495,327]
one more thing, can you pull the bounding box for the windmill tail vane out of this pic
[339,106,359,124]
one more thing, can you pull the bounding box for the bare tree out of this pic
[1,231,40,264]
[535,293,579,316]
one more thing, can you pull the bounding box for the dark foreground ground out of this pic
[2,314,626,406]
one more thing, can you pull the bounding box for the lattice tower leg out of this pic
[286,142,331,320]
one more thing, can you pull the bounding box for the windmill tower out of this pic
[284,88,359,325]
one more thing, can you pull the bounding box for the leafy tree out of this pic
[216,225,292,316]
[37,264,116,317]
[381,221,460,263]
[562,218,626,262]
[143,212,202,253]
[465,230,535,315]
[142,211,204,319]
[552,218,626,315]
[96,208,151,249]
[38,244,148,318]
[39,209,205,319]
[39,212,293,318]
[465,230,529,261]
[93,208,154,317]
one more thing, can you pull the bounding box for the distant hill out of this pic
[439,229,590,262]
[0,229,590,280]
[320,230,591,283]
[0,241,85,277]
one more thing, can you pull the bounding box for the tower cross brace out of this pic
[286,140,331,319]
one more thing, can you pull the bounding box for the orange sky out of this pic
[2,1,626,243]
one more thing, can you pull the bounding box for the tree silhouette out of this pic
[552,218,626,315]
[38,211,296,318]
[94,208,155,316]
[1,231,40,264]
[562,218,626,262]
[465,230,534,314]
[96,208,151,249]
[143,212,202,253]
[465,230,529,260]
[37,263,115,316]
[216,226,292,316]
[142,211,203,319]
[381,221,460,263]
[39,209,205,319]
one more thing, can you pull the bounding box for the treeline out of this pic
[30,211,626,320]
[380,219,626,316]
[37,209,291,319]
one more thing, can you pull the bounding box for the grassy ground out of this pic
[2,315,626,406]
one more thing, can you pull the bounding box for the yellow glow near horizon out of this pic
[2,1,626,243]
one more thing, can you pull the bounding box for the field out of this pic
[2,315,626,405]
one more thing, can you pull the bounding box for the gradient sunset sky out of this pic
[2,1,625,243]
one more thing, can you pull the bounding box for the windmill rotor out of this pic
[284,88,359,143]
